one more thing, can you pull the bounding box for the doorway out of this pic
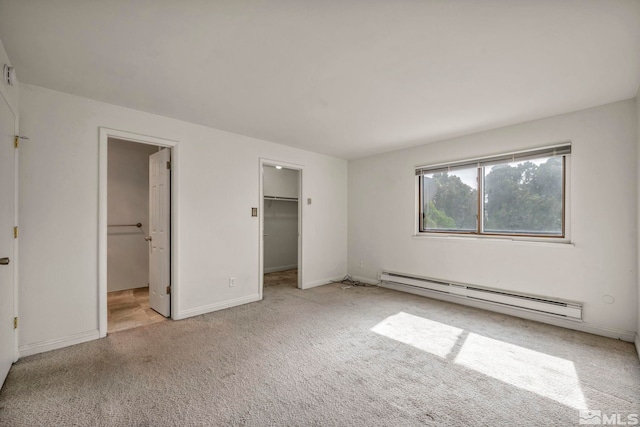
[98,128,178,338]
[106,139,167,333]
[259,160,303,298]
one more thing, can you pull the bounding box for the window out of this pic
[417,144,570,238]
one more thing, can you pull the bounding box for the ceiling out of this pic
[1,0,639,159]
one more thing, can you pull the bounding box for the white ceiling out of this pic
[1,0,639,159]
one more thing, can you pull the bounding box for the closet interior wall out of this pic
[263,166,299,273]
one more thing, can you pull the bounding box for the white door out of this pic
[148,148,170,317]
[0,92,16,387]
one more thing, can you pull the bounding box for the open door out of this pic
[148,148,170,317]
[0,91,16,386]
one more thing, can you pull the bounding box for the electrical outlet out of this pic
[359,261,363,268]
[229,277,235,287]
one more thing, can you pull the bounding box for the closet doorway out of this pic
[98,128,178,338]
[260,160,303,297]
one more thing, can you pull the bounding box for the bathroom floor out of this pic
[107,287,167,334]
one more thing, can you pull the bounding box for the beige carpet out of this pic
[1,280,638,426]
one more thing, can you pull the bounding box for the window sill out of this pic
[412,233,575,248]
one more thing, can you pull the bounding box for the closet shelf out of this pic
[264,196,298,202]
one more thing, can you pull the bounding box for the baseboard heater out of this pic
[379,271,583,321]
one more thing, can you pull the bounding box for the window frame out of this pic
[416,144,570,240]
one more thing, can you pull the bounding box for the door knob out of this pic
[0,257,9,265]
[145,236,152,241]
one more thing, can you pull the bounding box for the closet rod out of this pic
[264,196,298,201]
[107,223,142,228]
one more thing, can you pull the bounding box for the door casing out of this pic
[98,128,179,337]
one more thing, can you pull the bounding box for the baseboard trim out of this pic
[379,280,636,342]
[264,264,298,274]
[303,275,345,290]
[635,334,640,361]
[176,294,260,319]
[107,284,149,293]
[19,329,100,358]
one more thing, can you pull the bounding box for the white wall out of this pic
[263,165,299,273]
[107,139,157,292]
[636,90,640,353]
[349,100,638,338]
[0,39,18,112]
[18,84,347,354]
[264,166,299,199]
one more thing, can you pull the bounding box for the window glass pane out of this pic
[422,167,477,232]
[483,156,563,235]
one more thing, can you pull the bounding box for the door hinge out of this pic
[14,135,29,148]
[13,317,18,329]
[13,226,18,239]
[166,286,171,295]
[166,161,171,170]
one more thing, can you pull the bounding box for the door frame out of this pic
[98,128,179,337]
[0,84,19,363]
[258,158,304,299]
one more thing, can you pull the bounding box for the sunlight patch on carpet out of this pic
[371,312,464,358]
[372,312,587,410]
[454,333,587,410]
